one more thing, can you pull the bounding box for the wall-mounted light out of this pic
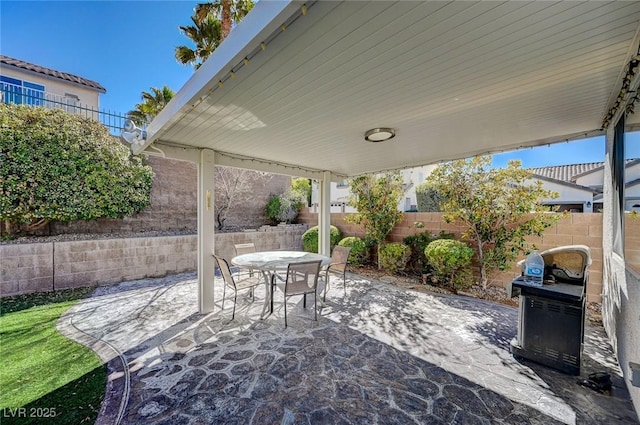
[586,201,592,208]
[364,128,396,142]
[120,120,147,146]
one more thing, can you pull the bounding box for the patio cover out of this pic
[129,1,640,314]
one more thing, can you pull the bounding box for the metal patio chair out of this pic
[213,254,262,320]
[322,246,351,301]
[272,260,322,327]
[234,242,257,277]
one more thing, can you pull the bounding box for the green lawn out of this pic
[0,288,106,425]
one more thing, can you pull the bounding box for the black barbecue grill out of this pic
[507,245,592,375]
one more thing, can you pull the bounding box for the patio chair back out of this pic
[213,255,236,290]
[323,246,351,301]
[273,260,322,327]
[234,242,256,256]
[285,260,322,296]
[329,246,351,273]
[234,243,257,277]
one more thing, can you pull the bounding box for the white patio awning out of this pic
[136,0,640,178]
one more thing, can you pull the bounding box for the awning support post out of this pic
[198,149,216,313]
[318,171,331,256]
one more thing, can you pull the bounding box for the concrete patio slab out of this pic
[58,272,638,425]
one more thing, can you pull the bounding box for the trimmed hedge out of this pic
[379,242,411,273]
[424,239,474,291]
[301,225,341,253]
[338,236,368,265]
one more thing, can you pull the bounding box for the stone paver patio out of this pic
[58,271,639,425]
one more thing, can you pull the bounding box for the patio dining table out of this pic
[231,250,331,319]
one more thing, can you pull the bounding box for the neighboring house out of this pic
[531,159,640,212]
[0,55,105,119]
[311,159,640,214]
[0,55,127,134]
[310,164,437,213]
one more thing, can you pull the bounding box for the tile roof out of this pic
[530,159,640,183]
[0,55,106,93]
[529,162,604,182]
[531,174,599,193]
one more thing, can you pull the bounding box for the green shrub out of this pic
[0,105,153,237]
[403,230,455,273]
[264,194,283,224]
[424,239,474,291]
[415,181,445,212]
[301,225,341,253]
[338,236,368,265]
[264,190,305,224]
[378,242,411,273]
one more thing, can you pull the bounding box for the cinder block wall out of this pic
[1,243,53,295]
[0,226,307,297]
[46,157,291,235]
[297,210,619,303]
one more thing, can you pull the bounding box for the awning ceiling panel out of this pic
[144,1,640,177]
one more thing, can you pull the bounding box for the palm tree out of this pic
[194,1,254,39]
[127,86,175,126]
[175,1,254,70]
[174,14,223,70]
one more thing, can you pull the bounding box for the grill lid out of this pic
[540,245,591,284]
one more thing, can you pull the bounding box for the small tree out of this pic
[415,181,444,212]
[215,166,272,229]
[0,105,153,237]
[345,173,404,269]
[291,178,311,207]
[425,156,560,288]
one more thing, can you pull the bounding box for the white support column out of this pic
[318,171,332,256]
[198,149,216,313]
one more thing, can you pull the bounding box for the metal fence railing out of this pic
[0,82,127,134]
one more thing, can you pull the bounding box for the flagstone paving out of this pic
[58,271,638,425]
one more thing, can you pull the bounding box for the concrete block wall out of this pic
[53,236,198,290]
[45,157,291,235]
[0,226,307,297]
[297,210,619,303]
[625,215,640,275]
[1,243,53,295]
[213,225,307,262]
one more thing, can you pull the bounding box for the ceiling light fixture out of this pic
[364,128,396,142]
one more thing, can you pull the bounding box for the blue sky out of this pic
[1,1,638,168]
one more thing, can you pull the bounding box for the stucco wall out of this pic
[602,253,640,420]
[0,65,101,109]
[616,268,640,418]
[298,210,612,303]
[0,225,306,297]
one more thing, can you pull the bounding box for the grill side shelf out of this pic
[511,278,584,302]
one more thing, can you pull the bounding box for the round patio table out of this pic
[231,251,330,319]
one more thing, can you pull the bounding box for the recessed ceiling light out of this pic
[364,128,396,142]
